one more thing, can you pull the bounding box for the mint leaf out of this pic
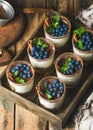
[77,40,83,50]
[73,27,86,38]
[15,77,25,84]
[46,92,52,100]
[36,38,42,46]
[67,57,72,62]
[42,43,48,48]
[60,66,68,72]
[14,70,18,77]
[54,15,60,22]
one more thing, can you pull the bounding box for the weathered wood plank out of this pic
[0,95,14,130]
[15,105,47,130]
[74,0,81,16]
[56,0,74,18]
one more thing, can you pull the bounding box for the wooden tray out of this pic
[0,13,93,129]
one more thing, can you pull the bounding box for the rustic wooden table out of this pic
[1,11,93,130]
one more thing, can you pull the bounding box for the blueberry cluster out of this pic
[31,44,50,59]
[11,63,32,83]
[51,22,68,37]
[74,32,93,51]
[42,79,64,100]
[62,58,81,75]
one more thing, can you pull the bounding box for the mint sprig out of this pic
[46,15,60,33]
[60,58,72,73]
[73,27,86,50]
[42,83,52,100]
[73,27,86,38]
[35,38,48,49]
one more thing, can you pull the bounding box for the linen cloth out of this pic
[75,92,93,130]
[76,4,93,28]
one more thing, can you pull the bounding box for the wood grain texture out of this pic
[0,95,14,130]
[15,105,47,130]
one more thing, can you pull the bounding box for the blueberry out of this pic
[69,68,74,74]
[32,46,36,52]
[27,73,31,78]
[75,61,80,65]
[52,29,55,33]
[90,47,93,51]
[26,66,30,71]
[48,84,52,89]
[66,70,70,75]
[19,73,23,77]
[44,51,48,55]
[35,51,39,58]
[59,82,63,86]
[59,86,64,91]
[75,66,78,71]
[36,45,41,49]
[23,64,27,68]
[52,83,56,87]
[55,28,59,33]
[68,62,73,66]
[23,70,27,74]
[60,28,64,32]
[50,88,53,92]
[77,65,81,69]
[15,66,19,70]
[85,41,88,45]
[53,87,57,91]
[11,68,16,73]
[87,45,91,49]
[82,46,87,50]
[39,51,43,57]
[88,41,93,45]
[52,92,56,97]
[43,55,48,59]
[22,74,27,79]
[41,48,45,51]
[57,93,61,98]
[53,79,59,84]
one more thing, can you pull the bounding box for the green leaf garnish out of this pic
[45,92,52,100]
[14,70,18,77]
[60,58,72,73]
[35,38,48,49]
[73,27,86,38]
[60,66,68,72]
[54,15,60,22]
[77,40,83,50]
[42,83,52,100]
[15,77,25,84]
[46,15,60,32]
[36,38,42,46]
[42,44,48,48]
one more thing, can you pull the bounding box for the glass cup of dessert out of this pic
[27,37,55,73]
[6,60,35,94]
[43,15,71,50]
[36,76,66,111]
[54,52,83,88]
